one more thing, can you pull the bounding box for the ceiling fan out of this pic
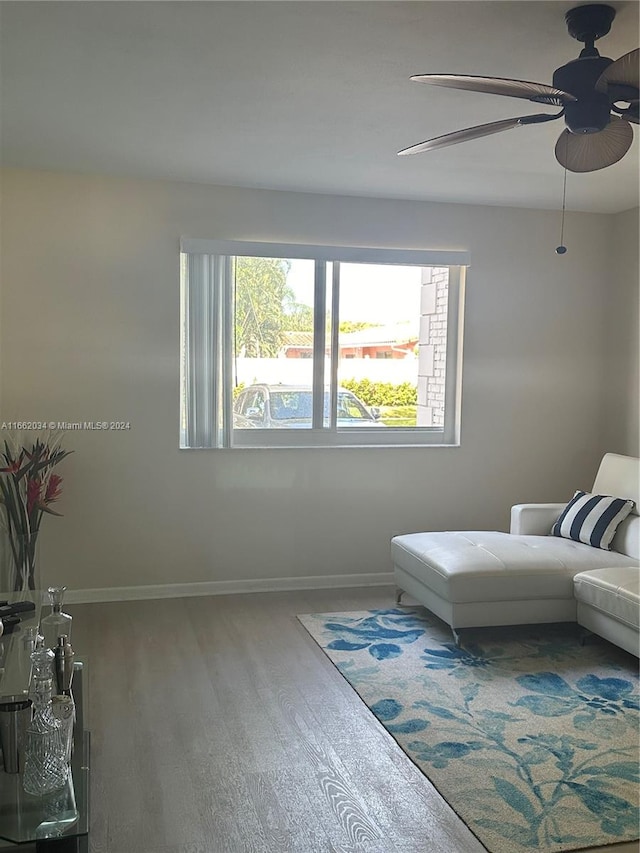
[398,4,639,172]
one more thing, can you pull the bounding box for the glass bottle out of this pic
[40,587,72,651]
[51,694,74,764]
[53,635,75,762]
[35,774,79,838]
[22,642,69,795]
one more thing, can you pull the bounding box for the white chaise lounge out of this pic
[391,453,639,654]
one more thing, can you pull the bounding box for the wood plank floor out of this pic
[58,588,640,853]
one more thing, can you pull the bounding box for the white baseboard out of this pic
[64,572,395,604]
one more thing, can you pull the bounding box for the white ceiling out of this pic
[1,1,638,213]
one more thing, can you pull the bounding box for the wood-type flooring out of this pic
[10,588,639,853]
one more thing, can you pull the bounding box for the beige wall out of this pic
[603,206,639,457]
[0,168,631,596]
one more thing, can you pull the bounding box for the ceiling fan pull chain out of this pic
[556,157,568,255]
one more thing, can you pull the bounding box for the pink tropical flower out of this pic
[26,477,42,515]
[44,474,63,504]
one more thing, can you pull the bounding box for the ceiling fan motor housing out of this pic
[553,55,613,133]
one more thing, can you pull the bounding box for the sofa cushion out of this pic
[574,567,640,630]
[551,491,635,550]
[391,531,637,604]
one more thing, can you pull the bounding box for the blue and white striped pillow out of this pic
[551,490,635,550]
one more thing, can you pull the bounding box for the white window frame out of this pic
[180,239,468,449]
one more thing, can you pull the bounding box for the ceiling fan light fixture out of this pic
[555,116,633,172]
[564,94,612,133]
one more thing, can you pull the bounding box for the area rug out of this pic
[298,608,639,853]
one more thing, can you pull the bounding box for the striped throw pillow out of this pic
[551,491,635,550]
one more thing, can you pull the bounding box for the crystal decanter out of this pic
[41,586,72,651]
[22,641,69,795]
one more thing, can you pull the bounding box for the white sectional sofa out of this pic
[392,453,639,655]
[573,567,639,656]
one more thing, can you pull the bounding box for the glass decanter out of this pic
[22,642,69,795]
[35,775,79,838]
[41,587,72,651]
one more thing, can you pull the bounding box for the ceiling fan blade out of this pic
[555,116,634,172]
[398,119,518,156]
[596,48,639,92]
[397,113,558,155]
[410,74,576,106]
[613,98,639,124]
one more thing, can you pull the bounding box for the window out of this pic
[180,240,467,448]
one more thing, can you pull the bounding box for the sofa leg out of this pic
[395,587,405,605]
[452,627,462,648]
[579,628,594,647]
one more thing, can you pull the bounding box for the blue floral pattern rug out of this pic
[298,609,639,853]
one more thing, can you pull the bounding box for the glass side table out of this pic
[0,594,90,852]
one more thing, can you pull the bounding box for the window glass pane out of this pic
[232,257,315,429]
[179,253,188,444]
[336,264,449,428]
[323,263,334,428]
